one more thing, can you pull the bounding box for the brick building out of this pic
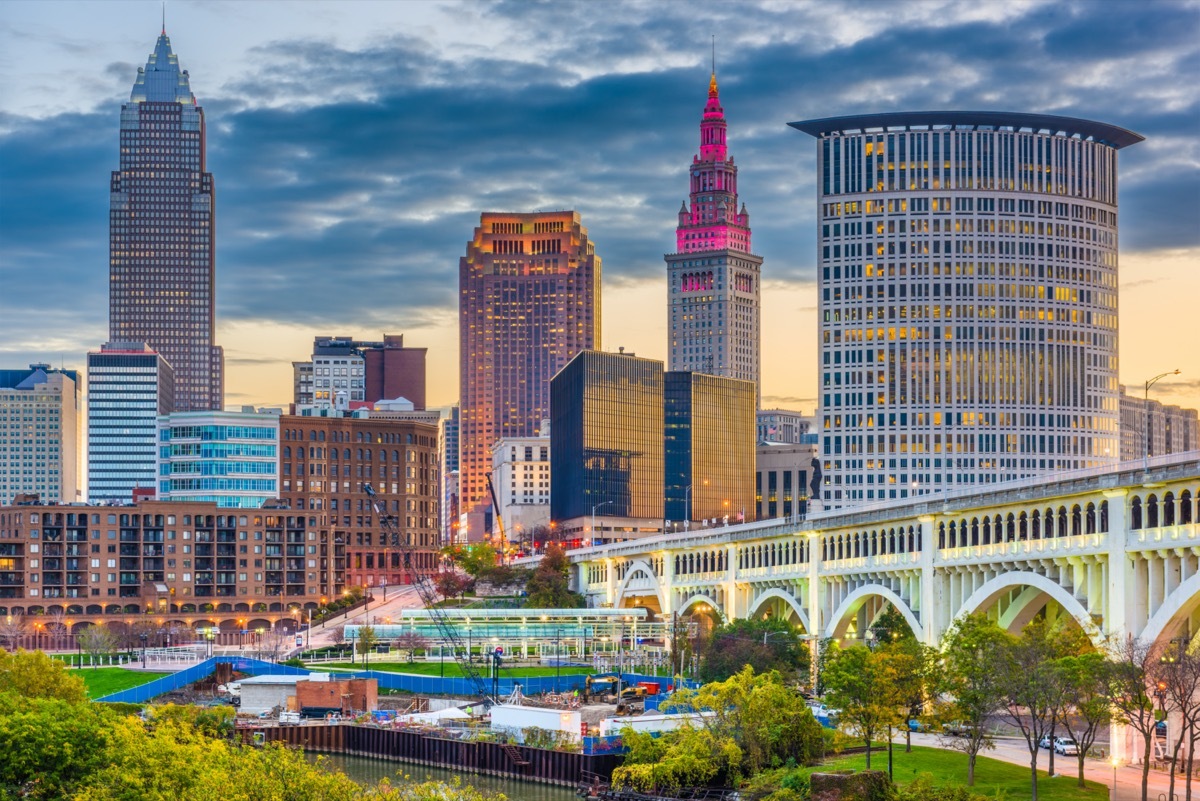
[0,496,338,617]
[278,412,440,590]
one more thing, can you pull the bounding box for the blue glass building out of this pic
[157,410,280,508]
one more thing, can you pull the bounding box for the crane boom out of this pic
[364,484,493,702]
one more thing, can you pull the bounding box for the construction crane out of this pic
[485,474,508,560]
[363,484,493,703]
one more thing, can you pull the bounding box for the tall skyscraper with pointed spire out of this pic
[109,29,223,411]
[666,69,763,406]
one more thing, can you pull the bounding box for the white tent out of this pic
[398,707,471,725]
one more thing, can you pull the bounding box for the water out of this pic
[308,752,579,801]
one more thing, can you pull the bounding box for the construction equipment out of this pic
[485,474,508,559]
[364,484,492,703]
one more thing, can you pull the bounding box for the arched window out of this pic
[1006,514,1016,542]
[1100,500,1110,532]
[1146,494,1160,528]
[1031,510,1041,539]
[1058,506,1068,536]
[283,446,291,458]
[982,517,992,545]
[1181,491,1193,525]
[1130,497,1143,530]
[1019,512,1028,540]
[971,518,980,546]
[1163,492,1176,526]
[1085,503,1097,535]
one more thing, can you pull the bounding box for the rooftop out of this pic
[788,110,1144,150]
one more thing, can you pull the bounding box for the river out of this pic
[308,752,579,801]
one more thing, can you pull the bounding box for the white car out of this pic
[1038,735,1052,749]
[1053,737,1079,756]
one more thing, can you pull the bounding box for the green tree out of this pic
[434,570,471,601]
[996,619,1062,801]
[822,644,902,769]
[0,693,123,799]
[700,616,806,683]
[524,543,584,608]
[869,605,915,644]
[941,615,1010,786]
[1107,637,1164,801]
[1055,652,1113,787]
[76,623,121,667]
[0,648,87,703]
[882,636,941,754]
[444,543,498,578]
[356,624,378,669]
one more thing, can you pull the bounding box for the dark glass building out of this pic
[551,351,663,539]
[664,372,756,526]
[109,31,223,412]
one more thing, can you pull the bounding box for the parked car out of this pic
[1053,737,1079,756]
[907,719,931,733]
[1039,735,1053,749]
[942,721,972,737]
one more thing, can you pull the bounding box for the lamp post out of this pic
[1110,756,1119,801]
[139,632,148,669]
[1143,370,1181,468]
[554,627,562,692]
[305,607,313,651]
[591,501,613,548]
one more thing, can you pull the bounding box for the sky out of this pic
[1,0,1199,414]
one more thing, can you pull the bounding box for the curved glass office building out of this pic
[789,112,1142,507]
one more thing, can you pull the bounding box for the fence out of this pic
[95,656,310,704]
[248,724,624,786]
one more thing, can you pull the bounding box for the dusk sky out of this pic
[1,0,1198,413]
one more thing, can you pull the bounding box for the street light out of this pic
[1110,756,1119,801]
[139,632,148,668]
[591,501,613,548]
[1144,370,1181,468]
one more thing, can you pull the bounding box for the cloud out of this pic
[1,0,1197,405]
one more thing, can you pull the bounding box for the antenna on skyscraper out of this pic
[162,1,166,34]
[711,35,716,75]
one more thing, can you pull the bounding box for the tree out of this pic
[941,614,1009,786]
[700,616,806,683]
[0,648,87,703]
[524,543,584,608]
[329,624,347,650]
[77,624,121,668]
[996,619,1062,801]
[822,644,902,770]
[356,624,378,669]
[0,692,124,799]
[869,605,915,644]
[882,636,941,754]
[1107,636,1166,801]
[1055,652,1113,788]
[395,631,428,663]
[434,570,471,602]
[0,611,27,650]
[444,543,498,578]
[623,666,824,790]
[1158,639,1200,801]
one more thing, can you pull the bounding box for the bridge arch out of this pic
[1140,572,1200,647]
[955,571,1103,648]
[748,588,812,634]
[825,585,923,642]
[677,593,722,618]
[614,559,666,614]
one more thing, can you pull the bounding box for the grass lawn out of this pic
[314,661,593,678]
[74,667,170,698]
[822,744,1107,800]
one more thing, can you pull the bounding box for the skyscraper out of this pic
[87,342,174,503]
[110,30,222,412]
[459,211,600,539]
[666,71,763,404]
[790,111,1142,507]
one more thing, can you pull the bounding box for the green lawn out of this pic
[314,661,593,678]
[74,667,170,698]
[821,744,1106,800]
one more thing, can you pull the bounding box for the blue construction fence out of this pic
[95,656,310,704]
[95,663,703,706]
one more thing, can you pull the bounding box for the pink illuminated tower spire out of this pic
[665,62,762,404]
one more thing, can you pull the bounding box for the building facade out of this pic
[1119,386,1199,463]
[87,342,175,503]
[156,410,280,508]
[491,422,552,550]
[0,497,338,610]
[109,31,222,412]
[664,372,756,526]
[438,405,460,544]
[665,72,762,404]
[790,111,1142,507]
[0,366,80,505]
[756,441,820,522]
[293,335,427,410]
[551,350,664,543]
[459,211,600,539]
[278,412,439,589]
[757,409,817,445]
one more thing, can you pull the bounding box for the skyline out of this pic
[2,0,1199,415]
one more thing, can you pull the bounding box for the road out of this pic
[904,731,1196,800]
